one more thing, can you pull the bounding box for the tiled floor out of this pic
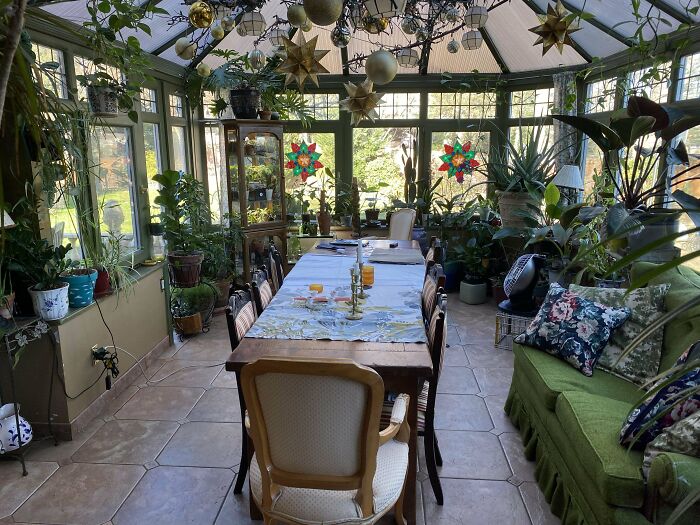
[1,297,560,525]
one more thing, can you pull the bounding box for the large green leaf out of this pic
[626,96,669,131]
[671,190,700,228]
[559,203,584,229]
[543,182,560,207]
[609,116,656,147]
[551,114,623,151]
[659,114,700,141]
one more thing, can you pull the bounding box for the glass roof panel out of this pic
[427,36,502,74]
[660,0,700,22]
[565,0,680,39]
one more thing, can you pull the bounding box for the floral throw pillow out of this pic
[514,284,631,376]
[569,284,669,386]
[620,342,700,449]
[642,411,700,478]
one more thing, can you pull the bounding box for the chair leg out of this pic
[234,418,248,494]
[424,427,444,505]
[394,482,407,525]
[434,432,443,467]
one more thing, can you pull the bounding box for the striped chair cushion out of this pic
[421,277,437,320]
[381,382,429,432]
[428,307,447,380]
[425,247,435,265]
[235,302,256,342]
[258,280,274,310]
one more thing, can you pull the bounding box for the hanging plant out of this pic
[285,141,323,182]
[438,141,480,183]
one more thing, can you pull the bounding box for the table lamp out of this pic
[1,209,15,229]
[553,165,584,205]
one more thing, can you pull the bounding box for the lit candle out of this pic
[356,240,362,264]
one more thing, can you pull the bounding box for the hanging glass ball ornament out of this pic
[330,24,351,48]
[365,49,398,85]
[175,38,197,60]
[362,15,389,34]
[188,1,214,29]
[303,0,343,27]
[401,15,419,35]
[447,39,460,54]
[301,17,313,32]
[415,26,430,42]
[248,49,266,70]
[196,62,211,77]
[210,21,225,40]
[397,48,419,68]
[221,15,235,32]
[349,5,364,29]
[287,4,308,28]
[444,6,460,23]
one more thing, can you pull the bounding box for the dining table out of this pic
[225,239,433,525]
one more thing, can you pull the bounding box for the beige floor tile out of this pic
[0,462,58,518]
[484,394,517,435]
[214,484,252,525]
[187,388,241,423]
[211,368,238,389]
[422,478,531,525]
[115,386,204,421]
[148,360,222,388]
[25,417,105,463]
[443,345,470,367]
[519,482,560,525]
[499,432,536,484]
[434,430,512,481]
[436,366,480,395]
[113,466,232,525]
[103,385,140,416]
[473,367,515,396]
[172,333,231,362]
[157,422,242,468]
[434,394,493,431]
[72,420,179,465]
[465,345,515,368]
[13,463,144,525]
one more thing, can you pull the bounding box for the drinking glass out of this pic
[362,265,375,288]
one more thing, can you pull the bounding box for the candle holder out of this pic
[358,262,368,300]
[346,268,363,320]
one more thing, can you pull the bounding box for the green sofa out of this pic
[505,263,700,525]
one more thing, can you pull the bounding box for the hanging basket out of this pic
[229,88,260,119]
[87,85,119,118]
[167,252,204,288]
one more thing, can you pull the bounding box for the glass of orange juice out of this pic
[309,283,324,294]
[361,265,374,288]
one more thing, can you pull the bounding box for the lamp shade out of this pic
[1,210,15,229]
[461,30,483,50]
[553,164,584,189]
[236,11,266,36]
[364,0,407,18]
[464,6,489,28]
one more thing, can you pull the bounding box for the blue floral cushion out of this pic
[620,342,700,449]
[514,284,631,376]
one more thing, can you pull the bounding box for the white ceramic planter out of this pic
[0,403,33,454]
[459,281,487,305]
[28,282,70,321]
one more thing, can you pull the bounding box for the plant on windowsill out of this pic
[153,170,209,288]
[84,231,138,300]
[456,220,495,305]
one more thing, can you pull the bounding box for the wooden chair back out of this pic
[428,292,447,382]
[388,208,416,240]
[241,357,385,518]
[421,262,446,323]
[268,244,285,293]
[250,266,273,315]
[225,289,257,350]
[425,239,443,276]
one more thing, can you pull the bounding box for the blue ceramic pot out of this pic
[60,269,98,308]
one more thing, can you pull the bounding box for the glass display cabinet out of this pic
[222,120,288,282]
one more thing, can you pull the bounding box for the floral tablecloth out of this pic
[246,252,427,343]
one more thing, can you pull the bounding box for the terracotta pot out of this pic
[0,292,15,320]
[173,312,202,335]
[167,252,204,288]
[215,279,231,307]
[317,211,331,236]
[94,269,111,297]
[258,109,272,120]
[497,191,540,229]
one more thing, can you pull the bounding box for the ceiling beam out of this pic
[646,0,695,25]
[558,0,634,47]
[520,0,594,62]
[341,47,350,76]
[479,27,510,73]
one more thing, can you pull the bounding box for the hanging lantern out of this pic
[447,39,460,54]
[331,25,351,48]
[364,0,407,18]
[400,15,419,35]
[362,15,389,34]
[248,49,266,70]
[415,26,430,41]
[236,11,266,36]
[365,49,398,85]
[175,38,196,60]
[196,62,211,77]
[269,28,289,47]
[444,5,460,23]
[349,5,365,29]
[210,21,225,40]
[221,15,236,32]
[396,48,419,68]
[301,18,313,32]
[303,0,343,26]
[287,4,308,28]
[461,30,483,50]
[188,1,214,29]
[464,6,489,28]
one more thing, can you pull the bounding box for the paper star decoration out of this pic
[339,79,385,126]
[275,32,330,92]
[528,0,580,55]
[438,141,480,184]
[285,142,323,182]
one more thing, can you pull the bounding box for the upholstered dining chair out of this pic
[383,293,447,505]
[250,267,274,315]
[421,262,445,327]
[388,208,416,241]
[267,243,285,294]
[241,357,411,525]
[224,289,258,495]
[425,239,443,277]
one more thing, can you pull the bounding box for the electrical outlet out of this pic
[160,278,165,291]
[91,345,100,367]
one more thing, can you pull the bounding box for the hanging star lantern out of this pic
[275,32,330,92]
[528,0,580,55]
[339,79,385,126]
[438,141,480,184]
[285,141,323,182]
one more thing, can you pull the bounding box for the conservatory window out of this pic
[74,56,122,100]
[284,132,336,214]
[171,126,187,172]
[376,93,420,119]
[32,43,67,99]
[141,88,158,113]
[303,93,340,120]
[431,131,490,204]
[585,77,618,113]
[670,127,700,270]
[427,92,497,120]
[626,63,671,103]
[144,122,162,221]
[677,51,700,101]
[91,126,139,253]
[48,191,81,260]
[510,88,553,118]
[202,92,218,119]
[169,94,184,118]
[204,124,226,222]
[581,137,605,200]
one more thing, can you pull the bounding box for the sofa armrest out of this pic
[648,452,700,506]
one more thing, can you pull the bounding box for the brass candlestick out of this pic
[358,262,368,299]
[346,267,363,320]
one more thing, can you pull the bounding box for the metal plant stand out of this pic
[170,280,218,340]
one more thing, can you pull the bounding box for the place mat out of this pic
[368,248,425,265]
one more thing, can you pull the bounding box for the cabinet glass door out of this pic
[244,132,281,226]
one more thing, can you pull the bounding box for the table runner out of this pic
[246,252,427,343]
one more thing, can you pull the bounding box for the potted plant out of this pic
[363,182,387,223]
[171,295,203,336]
[60,265,98,308]
[552,96,700,260]
[489,124,559,228]
[153,170,209,288]
[26,244,72,321]
[201,215,243,308]
[489,273,507,303]
[456,220,495,305]
[86,232,137,299]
